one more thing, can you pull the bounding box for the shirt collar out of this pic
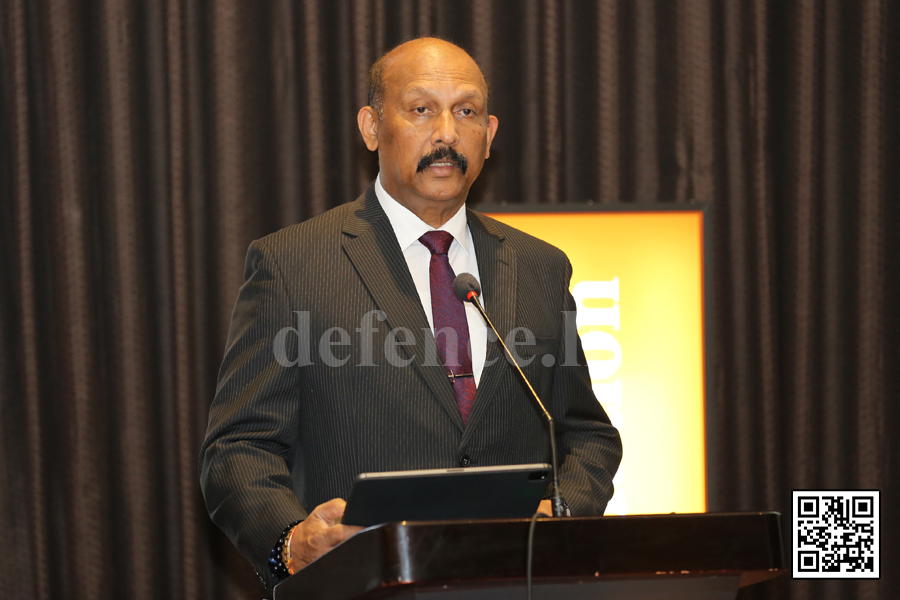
[374,173,470,255]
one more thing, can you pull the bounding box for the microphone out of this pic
[453,273,566,518]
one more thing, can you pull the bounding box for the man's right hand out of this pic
[286,498,362,573]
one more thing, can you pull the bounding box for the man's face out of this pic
[359,42,499,217]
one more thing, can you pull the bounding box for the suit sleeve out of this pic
[199,239,307,589]
[550,259,623,516]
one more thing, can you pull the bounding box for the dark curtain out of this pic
[1,1,896,599]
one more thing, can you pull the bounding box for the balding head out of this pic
[367,38,490,118]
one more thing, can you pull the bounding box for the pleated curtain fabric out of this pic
[0,1,896,599]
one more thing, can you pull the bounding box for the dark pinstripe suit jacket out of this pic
[199,185,622,588]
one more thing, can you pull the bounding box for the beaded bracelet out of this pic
[268,520,303,582]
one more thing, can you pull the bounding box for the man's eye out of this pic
[460,108,475,116]
[415,106,428,114]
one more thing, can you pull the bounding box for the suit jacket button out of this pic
[459,455,471,467]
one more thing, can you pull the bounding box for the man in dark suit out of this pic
[200,37,622,591]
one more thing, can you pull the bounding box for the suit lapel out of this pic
[341,186,465,431]
[462,210,517,439]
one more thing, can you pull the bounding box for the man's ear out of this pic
[357,106,380,151]
[484,115,499,159]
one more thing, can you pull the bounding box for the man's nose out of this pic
[431,109,459,146]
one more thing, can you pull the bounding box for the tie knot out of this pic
[419,230,455,255]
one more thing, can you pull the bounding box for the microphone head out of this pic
[453,273,481,303]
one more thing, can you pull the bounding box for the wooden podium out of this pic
[274,512,786,600]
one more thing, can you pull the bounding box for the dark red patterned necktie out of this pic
[419,231,476,425]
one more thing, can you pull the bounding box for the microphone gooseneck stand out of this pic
[453,273,566,519]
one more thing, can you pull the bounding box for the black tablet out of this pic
[341,463,551,527]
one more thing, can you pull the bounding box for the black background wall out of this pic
[1,1,896,599]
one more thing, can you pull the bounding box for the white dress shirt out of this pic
[374,174,487,385]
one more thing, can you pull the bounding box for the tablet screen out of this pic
[342,464,551,527]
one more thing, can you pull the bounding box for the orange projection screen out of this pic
[484,208,708,515]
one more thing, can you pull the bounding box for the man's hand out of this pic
[538,499,552,516]
[286,498,362,573]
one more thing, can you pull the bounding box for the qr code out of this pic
[792,490,879,579]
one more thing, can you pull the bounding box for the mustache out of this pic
[416,147,469,175]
